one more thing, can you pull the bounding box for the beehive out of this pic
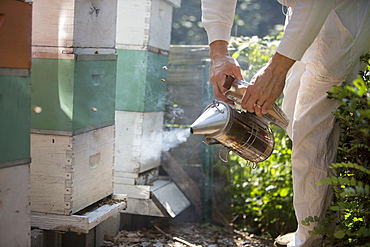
[116,0,180,52]
[31,54,117,134]
[0,0,32,69]
[0,1,32,245]
[32,0,117,54]
[30,125,114,215]
[115,111,164,175]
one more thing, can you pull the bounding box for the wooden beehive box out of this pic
[0,165,31,246]
[30,125,114,215]
[115,111,164,174]
[32,0,117,53]
[0,0,32,69]
[31,54,117,135]
[116,0,180,51]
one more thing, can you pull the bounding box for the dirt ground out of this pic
[102,218,275,247]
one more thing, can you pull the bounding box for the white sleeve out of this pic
[277,0,336,61]
[201,0,237,44]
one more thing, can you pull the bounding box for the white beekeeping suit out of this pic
[201,0,370,246]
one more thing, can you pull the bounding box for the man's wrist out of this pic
[268,52,296,76]
[209,40,230,59]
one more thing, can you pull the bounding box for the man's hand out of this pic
[209,40,243,105]
[241,52,296,117]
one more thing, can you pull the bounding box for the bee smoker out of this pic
[190,76,289,164]
[190,101,275,163]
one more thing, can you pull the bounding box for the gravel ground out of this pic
[102,218,275,247]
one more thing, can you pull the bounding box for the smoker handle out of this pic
[223,75,235,89]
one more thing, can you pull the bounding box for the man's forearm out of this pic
[202,0,237,44]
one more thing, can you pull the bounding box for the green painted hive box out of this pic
[31,54,117,135]
[0,75,30,167]
[115,49,168,112]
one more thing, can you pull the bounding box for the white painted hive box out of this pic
[30,125,114,215]
[115,111,164,174]
[32,0,117,50]
[116,0,176,51]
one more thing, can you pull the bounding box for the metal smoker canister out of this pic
[190,101,274,163]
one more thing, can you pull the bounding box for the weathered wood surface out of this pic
[32,0,117,50]
[32,199,127,234]
[116,0,175,51]
[114,184,151,200]
[0,165,31,247]
[115,111,163,174]
[151,180,191,218]
[31,125,114,215]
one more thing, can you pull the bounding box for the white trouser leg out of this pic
[282,1,370,246]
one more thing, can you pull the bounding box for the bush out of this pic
[303,54,370,246]
[218,126,296,237]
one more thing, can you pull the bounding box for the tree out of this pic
[171,0,285,45]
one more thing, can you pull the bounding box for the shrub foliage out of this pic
[303,54,370,246]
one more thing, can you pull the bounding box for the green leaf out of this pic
[334,230,346,239]
[279,187,290,197]
[330,205,340,211]
[365,184,370,196]
[353,77,367,96]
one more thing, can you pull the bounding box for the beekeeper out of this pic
[201,0,370,246]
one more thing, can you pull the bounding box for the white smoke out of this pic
[161,128,191,153]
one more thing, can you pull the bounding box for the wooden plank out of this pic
[120,181,190,218]
[0,68,29,77]
[161,153,202,214]
[114,169,159,186]
[0,164,31,247]
[114,184,151,199]
[122,198,168,218]
[114,171,139,179]
[114,177,136,185]
[31,201,127,234]
[151,180,191,218]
